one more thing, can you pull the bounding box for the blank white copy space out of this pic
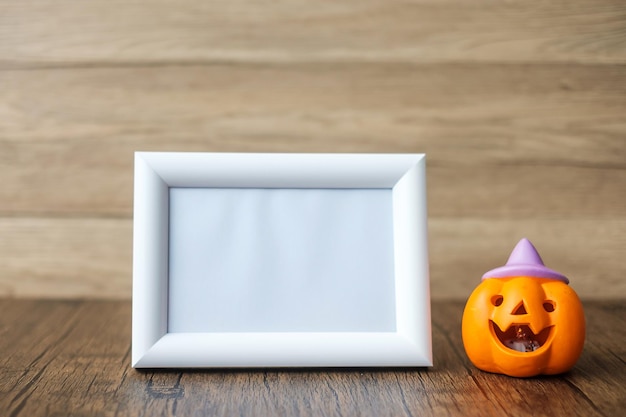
[168,188,396,333]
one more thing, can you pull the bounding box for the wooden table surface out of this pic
[0,299,623,417]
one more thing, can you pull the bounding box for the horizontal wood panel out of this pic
[1,63,625,216]
[1,217,623,299]
[1,153,625,219]
[429,218,626,300]
[2,0,625,303]
[1,0,625,68]
[0,218,132,299]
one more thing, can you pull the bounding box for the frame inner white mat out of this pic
[167,187,396,333]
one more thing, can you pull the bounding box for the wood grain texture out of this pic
[1,63,625,216]
[1,217,624,299]
[1,0,625,300]
[1,0,625,68]
[0,218,131,298]
[0,299,623,416]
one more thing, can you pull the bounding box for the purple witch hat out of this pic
[481,238,569,284]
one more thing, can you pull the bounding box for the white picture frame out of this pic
[132,152,431,368]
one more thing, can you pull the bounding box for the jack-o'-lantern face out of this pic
[462,276,585,377]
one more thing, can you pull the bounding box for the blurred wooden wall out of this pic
[1,0,625,299]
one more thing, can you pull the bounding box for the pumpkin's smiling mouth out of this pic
[490,321,553,353]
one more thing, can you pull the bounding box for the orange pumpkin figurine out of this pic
[462,238,585,377]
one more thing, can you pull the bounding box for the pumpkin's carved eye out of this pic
[543,300,556,312]
[491,295,504,306]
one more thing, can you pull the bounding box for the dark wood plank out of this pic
[0,300,623,416]
[1,63,625,216]
[1,0,625,68]
[565,301,626,416]
[1,217,625,299]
